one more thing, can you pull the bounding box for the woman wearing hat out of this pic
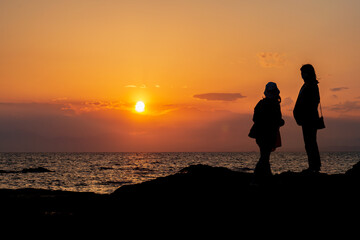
[249,82,285,178]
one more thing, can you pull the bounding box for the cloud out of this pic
[327,101,360,112]
[52,100,130,114]
[124,84,148,88]
[0,102,133,152]
[330,87,349,92]
[0,102,253,152]
[193,93,246,101]
[51,97,68,102]
[281,97,294,107]
[2,102,360,152]
[257,52,286,68]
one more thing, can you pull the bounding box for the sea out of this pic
[0,152,359,194]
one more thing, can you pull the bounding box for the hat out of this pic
[264,82,280,99]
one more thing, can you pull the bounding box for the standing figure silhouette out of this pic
[293,64,321,173]
[249,82,284,179]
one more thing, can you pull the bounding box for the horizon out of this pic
[1,150,360,153]
[1,1,360,152]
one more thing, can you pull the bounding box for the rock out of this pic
[111,164,253,199]
[345,161,360,177]
[0,167,53,174]
[111,163,360,216]
[21,167,53,173]
[99,167,113,170]
[1,163,360,220]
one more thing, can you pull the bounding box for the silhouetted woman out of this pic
[249,82,284,178]
[293,64,321,173]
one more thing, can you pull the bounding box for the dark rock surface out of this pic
[345,160,360,177]
[0,167,53,174]
[0,162,359,222]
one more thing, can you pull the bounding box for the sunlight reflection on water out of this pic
[0,152,359,194]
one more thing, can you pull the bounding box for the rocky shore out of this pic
[1,162,360,220]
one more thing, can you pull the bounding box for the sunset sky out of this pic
[1,0,360,152]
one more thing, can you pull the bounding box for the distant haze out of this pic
[0,102,359,152]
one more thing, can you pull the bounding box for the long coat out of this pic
[293,82,320,126]
[249,98,284,149]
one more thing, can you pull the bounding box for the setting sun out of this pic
[135,101,145,113]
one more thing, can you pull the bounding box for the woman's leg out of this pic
[254,144,272,177]
[302,125,321,171]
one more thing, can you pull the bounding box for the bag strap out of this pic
[319,101,323,117]
[319,84,323,117]
[318,88,323,117]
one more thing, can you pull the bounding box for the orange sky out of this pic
[1,0,360,151]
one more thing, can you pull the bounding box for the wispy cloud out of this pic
[60,100,128,114]
[281,97,294,107]
[327,101,360,112]
[330,87,349,92]
[257,52,286,68]
[124,84,148,88]
[2,101,360,152]
[193,93,246,101]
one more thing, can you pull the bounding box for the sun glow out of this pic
[135,101,145,113]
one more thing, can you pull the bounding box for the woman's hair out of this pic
[300,64,319,83]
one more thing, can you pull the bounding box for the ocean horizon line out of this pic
[1,150,360,154]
